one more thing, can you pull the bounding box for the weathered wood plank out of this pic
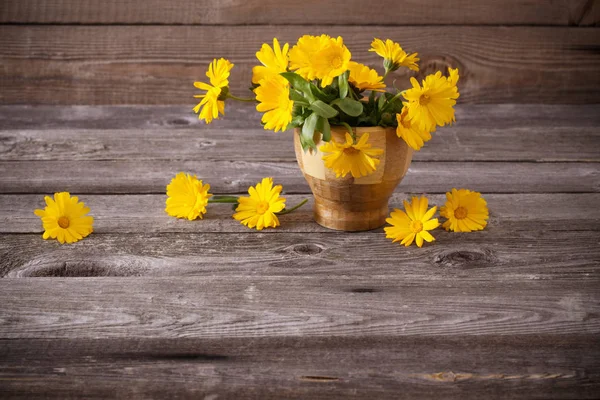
[2,125,599,162]
[2,104,599,131]
[0,160,597,194]
[0,277,598,338]
[1,26,599,104]
[1,0,596,26]
[1,193,598,234]
[1,230,599,280]
[0,335,598,399]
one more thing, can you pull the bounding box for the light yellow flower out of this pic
[288,34,332,81]
[34,192,93,244]
[402,71,460,132]
[369,38,419,72]
[348,61,385,92]
[320,132,384,178]
[193,58,234,124]
[252,38,289,85]
[165,172,212,220]
[384,196,439,247]
[233,177,286,230]
[311,37,351,87]
[255,75,294,132]
[396,106,432,151]
[440,188,489,232]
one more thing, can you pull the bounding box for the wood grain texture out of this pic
[1,160,598,194]
[1,0,597,26]
[0,277,598,338]
[1,230,599,280]
[2,104,599,131]
[0,335,598,399]
[2,125,599,162]
[1,104,599,163]
[1,26,599,104]
[2,193,598,234]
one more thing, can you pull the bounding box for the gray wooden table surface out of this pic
[0,104,599,399]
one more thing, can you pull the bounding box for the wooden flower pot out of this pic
[294,126,413,231]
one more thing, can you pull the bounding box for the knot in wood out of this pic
[292,243,323,256]
[433,248,496,269]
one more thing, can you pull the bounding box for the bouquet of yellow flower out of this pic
[192,34,462,233]
[193,35,459,157]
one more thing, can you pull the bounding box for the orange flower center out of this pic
[454,206,468,220]
[331,56,343,69]
[57,216,70,229]
[410,220,423,233]
[419,94,431,106]
[343,147,359,155]
[256,201,270,215]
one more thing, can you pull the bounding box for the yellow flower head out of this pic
[348,61,385,92]
[396,106,432,151]
[320,132,384,178]
[255,75,294,132]
[34,192,94,244]
[233,177,286,230]
[193,58,234,124]
[369,38,419,72]
[402,71,460,132]
[165,172,212,221]
[440,188,489,232]
[311,37,352,87]
[288,34,332,81]
[252,38,290,85]
[384,196,439,248]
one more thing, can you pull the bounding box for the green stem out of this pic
[379,91,404,114]
[276,199,309,216]
[227,94,257,103]
[383,70,391,80]
[208,196,239,204]
[340,122,355,141]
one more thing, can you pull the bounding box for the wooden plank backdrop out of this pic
[1,1,600,398]
[0,1,599,105]
[1,0,598,25]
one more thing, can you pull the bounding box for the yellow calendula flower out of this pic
[311,37,351,87]
[193,58,234,124]
[402,71,460,133]
[396,106,432,151]
[440,188,489,232]
[34,192,94,244]
[288,34,332,81]
[384,196,439,248]
[233,177,286,230]
[252,38,290,85]
[369,38,419,72]
[320,132,384,178]
[348,61,385,92]
[255,75,294,132]
[165,172,212,220]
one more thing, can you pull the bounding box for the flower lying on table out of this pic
[34,192,94,244]
[165,173,308,231]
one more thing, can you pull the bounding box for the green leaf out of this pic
[320,117,331,142]
[290,114,305,128]
[301,112,319,151]
[309,84,330,102]
[333,97,363,117]
[281,72,315,101]
[378,93,387,110]
[289,89,309,106]
[309,100,339,119]
[338,71,349,99]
